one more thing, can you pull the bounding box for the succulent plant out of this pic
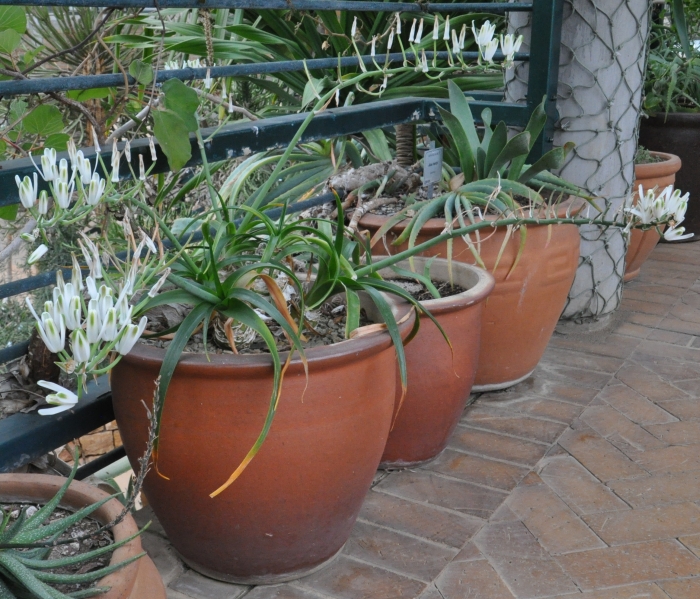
[0,458,144,599]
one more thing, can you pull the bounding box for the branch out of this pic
[0,218,36,265]
[193,88,259,121]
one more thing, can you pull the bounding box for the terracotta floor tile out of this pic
[425,449,529,491]
[659,399,700,421]
[632,444,700,475]
[542,347,626,374]
[502,375,602,405]
[474,521,578,598]
[658,578,700,599]
[506,483,606,554]
[672,379,700,398]
[374,470,506,520]
[449,426,549,467]
[615,322,655,340]
[345,521,457,582]
[462,406,567,444]
[627,311,667,327]
[549,583,670,599]
[647,328,697,346]
[615,363,690,402]
[583,503,700,545]
[598,384,678,425]
[679,534,700,558]
[548,332,643,360]
[609,471,700,507]
[558,428,648,482]
[539,455,629,515]
[434,560,515,599]
[299,556,426,599]
[359,489,481,549]
[556,540,700,589]
[535,362,614,391]
[489,503,520,522]
[621,298,671,316]
[581,405,668,452]
[625,288,682,306]
[481,395,586,425]
[243,586,325,599]
[634,339,700,364]
[645,421,700,445]
[452,541,482,562]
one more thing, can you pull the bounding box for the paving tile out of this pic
[632,444,700,475]
[506,375,602,405]
[142,531,185,586]
[609,471,700,507]
[449,426,548,467]
[344,521,457,582]
[627,311,667,327]
[535,361,613,391]
[477,395,585,425]
[299,556,426,599]
[506,482,606,554]
[548,332,643,360]
[658,313,700,337]
[374,470,507,519]
[556,540,700,590]
[474,520,578,598]
[580,404,668,453]
[424,449,529,491]
[647,328,697,346]
[549,583,669,599]
[434,560,514,599]
[679,534,700,558]
[615,322,655,339]
[598,384,678,425]
[616,362,690,402]
[658,578,700,599]
[416,586,445,599]
[452,541,482,562]
[583,503,700,545]
[658,399,700,421]
[541,347,625,374]
[625,286,684,305]
[170,570,248,599]
[359,489,481,549]
[462,406,567,444]
[645,421,700,445]
[243,586,326,599]
[539,455,629,515]
[489,503,520,522]
[621,297,671,316]
[558,428,648,482]
[673,379,700,398]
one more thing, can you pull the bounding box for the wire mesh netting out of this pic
[506,0,652,320]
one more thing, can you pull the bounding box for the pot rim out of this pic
[375,256,495,315]
[634,151,682,180]
[123,296,415,375]
[0,474,143,599]
[359,195,583,234]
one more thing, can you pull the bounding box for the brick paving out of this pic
[136,240,700,599]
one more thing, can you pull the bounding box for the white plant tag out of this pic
[423,147,443,199]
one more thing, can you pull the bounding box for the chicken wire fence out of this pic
[506,0,652,320]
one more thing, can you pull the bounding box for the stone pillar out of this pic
[506,0,652,319]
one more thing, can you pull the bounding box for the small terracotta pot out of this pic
[376,257,495,467]
[0,474,165,599]
[360,201,581,390]
[111,296,415,584]
[625,152,682,281]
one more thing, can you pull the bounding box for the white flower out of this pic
[86,173,106,206]
[98,285,114,321]
[335,88,340,106]
[482,38,499,63]
[388,28,395,51]
[351,16,358,38]
[204,68,212,90]
[148,135,157,162]
[472,20,496,47]
[666,188,689,223]
[148,268,171,298]
[421,50,429,73]
[395,14,401,34]
[54,179,74,209]
[99,307,119,342]
[92,129,101,153]
[116,292,133,327]
[371,36,376,57]
[443,16,450,41]
[71,329,91,364]
[459,24,466,50]
[379,74,388,93]
[57,159,70,185]
[75,151,93,184]
[139,155,146,181]
[140,229,157,254]
[124,139,131,162]
[432,17,439,40]
[451,29,460,54]
[664,225,694,242]
[67,139,78,167]
[27,244,48,265]
[37,380,78,416]
[111,140,120,183]
[86,305,102,343]
[415,18,424,44]
[408,19,416,43]
[37,312,66,354]
[86,276,99,300]
[37,191,49,215]
[15,174,38,209]
[40,148,57,182]
[115,316,147,356]
[43,300,60,324]
[64,295,82,331]
[228,95,234,114]
[501,33,523,65]
[70,255,83,292]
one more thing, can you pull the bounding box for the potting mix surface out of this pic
[134,240,700,599]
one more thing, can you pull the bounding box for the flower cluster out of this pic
[471,21,523,67]
[625,184,692,241]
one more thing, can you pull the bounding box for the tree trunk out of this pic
[394,123,415,167]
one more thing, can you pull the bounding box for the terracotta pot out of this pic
[377,257,495,467]
[360,203,581,390]
[639,113,700,240]
[0,474,165,599]
[111,297,415,584]
[624,151,682,281]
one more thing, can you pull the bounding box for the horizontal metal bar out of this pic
[1,95,526,208]
[0,376,113,473]
[0,51,527,97]
[0,1,533,13]
[76,446,127,480]
[0,341,31,365]
[0,268,71,300]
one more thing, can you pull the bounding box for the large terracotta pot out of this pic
[360,205,581,390]
[111,297,414,584]
[639,113,700,240]
[377,257,495,467]
[625,151,682,281]
[0,474,165,599]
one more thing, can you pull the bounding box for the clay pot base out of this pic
[177,545,344,585]
[623,267,641,283]
[471,369,535,393]
[379,448,446,470]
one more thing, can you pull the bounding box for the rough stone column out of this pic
[506,0,652,319]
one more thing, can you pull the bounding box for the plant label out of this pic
[424,147,443,199]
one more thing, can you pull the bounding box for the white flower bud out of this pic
[37,312,66,354]
[92,129,101,153]
[115,316,147,355]
[86,173,105,206]
[15,173,38,209]
[148,135,157,161]
[139,154,146,181]
[40,148,57,182]
[28,244,48,265]
[37,190,49,215]
[408,19,416,42]
[443,16,450,40]
[432,17,439,40]
[67,139,78,167]
[71,328,91,364]
[124,139,131,162]
[148,268,171,297]
[415,18,424,44]
[86,307,102,343]
[99,307,119,342]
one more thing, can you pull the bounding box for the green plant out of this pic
[0,457,144,599]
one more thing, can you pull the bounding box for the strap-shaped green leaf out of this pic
[488,131,531,178]
[509,97,547,180]
[437,106,475,181]
[447,79,480,153]
[518,142,575,184]
[483,121,507,178]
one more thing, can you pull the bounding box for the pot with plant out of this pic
[624,147,683,281]
[638,0,700,240]
[0,455,164,599]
